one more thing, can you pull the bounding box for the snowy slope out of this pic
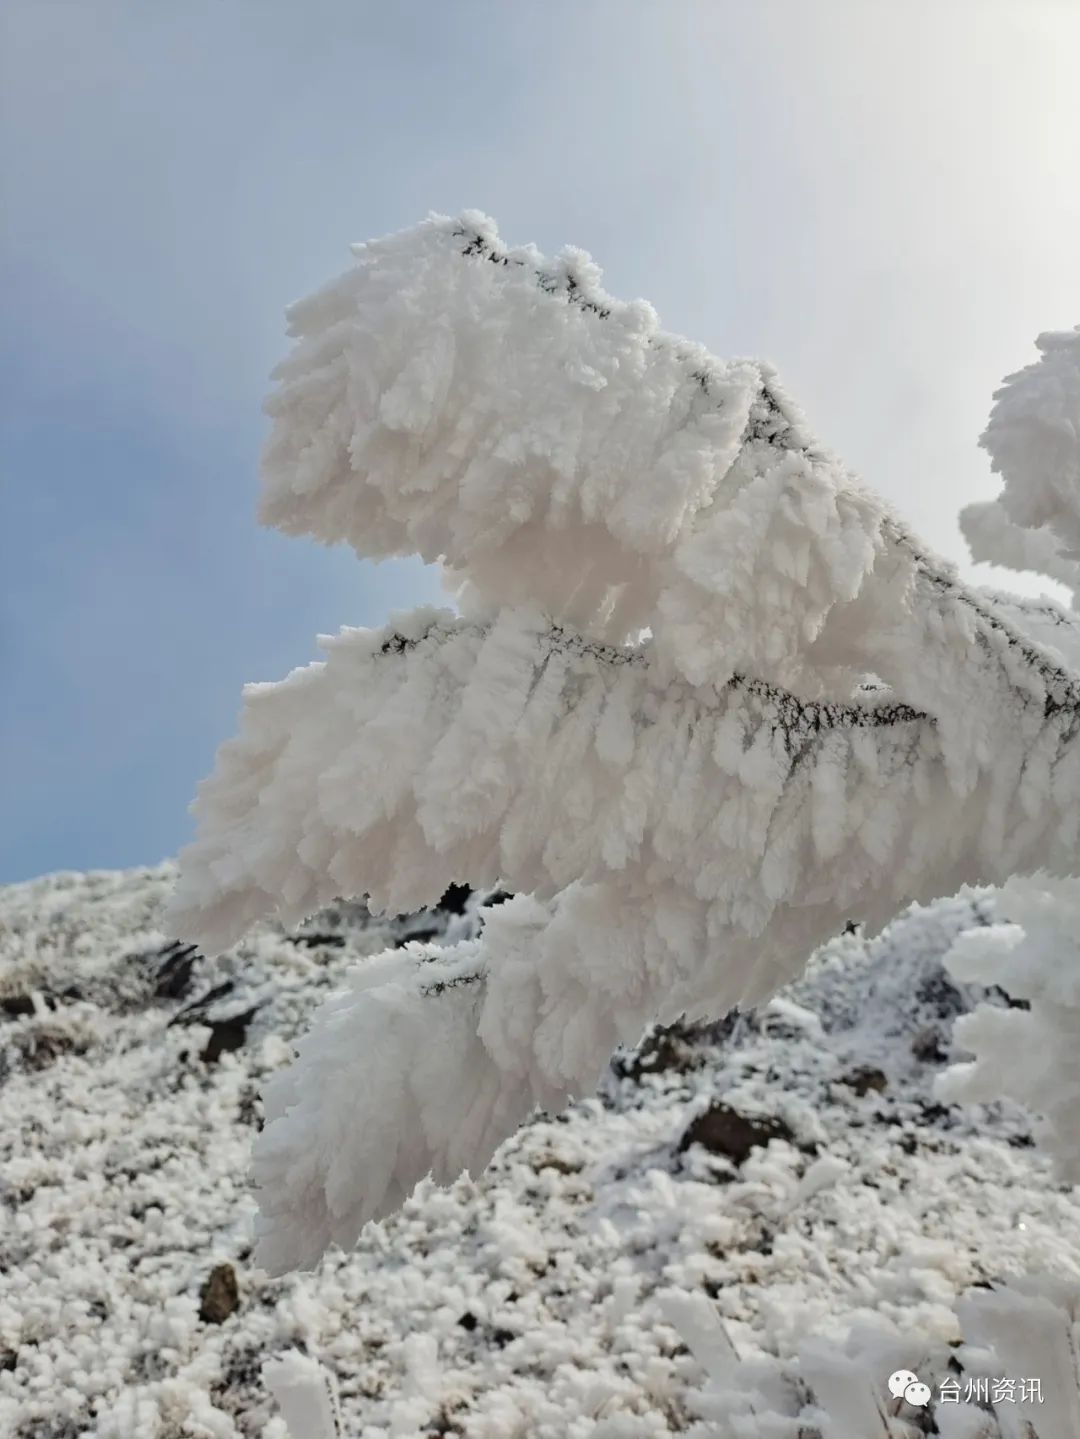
[2,866,1079,1437]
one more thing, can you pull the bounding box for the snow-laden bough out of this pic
[164,213,1080,1274]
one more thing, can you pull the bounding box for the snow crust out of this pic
[3,865,1079,1435]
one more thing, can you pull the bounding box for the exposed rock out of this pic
[437,883,472,916]
[613,1021,698,1080]
[915,971,967,1021]
[911,1026,948,1063]
[169,980,235,1026]
[199,1263,239,1324]
[154,942,200,1000]
[841,1066,889,1096]
[395,925,440,948]
[678,1102,795,1164]
[0,995,36,1019]
[13,1024,87,1072]
[529,1152,581,1175]
[200,1007,261,1064]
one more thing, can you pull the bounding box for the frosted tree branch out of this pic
[164,213,1080,1272]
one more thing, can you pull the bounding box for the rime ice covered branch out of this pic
[170,602,1080,1274]
[256,212,1079,732]
[168,606,1079,965]
[165,213,1080,1272]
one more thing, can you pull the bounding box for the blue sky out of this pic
[2,1,1078,884]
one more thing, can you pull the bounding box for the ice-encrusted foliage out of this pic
[262,1350,341,1439]
[960,499,1080,609]
[976,325,1080,556]
[663,1272,1080,1438]
[961,325,1080,615]
[165,213,1080,1274]
[938,874,1080,1184]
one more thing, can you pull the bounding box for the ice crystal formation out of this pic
[165,214,1080,1276]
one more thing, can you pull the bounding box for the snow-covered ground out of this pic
[2,865,1079,1437]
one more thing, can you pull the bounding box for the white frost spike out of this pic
[957,1278,1080,1439]
[262,1350,341,1439]
[655,1291,739,1386]
[938,873,1080,1183]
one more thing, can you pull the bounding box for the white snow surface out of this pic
[3,863,1079,1436]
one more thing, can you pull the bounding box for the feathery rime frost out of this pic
[662,1273,1080,1438]
[938,874,1080,1184]
[165,214,1080,1273]
[977,325,1080,556]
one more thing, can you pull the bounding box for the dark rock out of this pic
[199,1263,239,1324]
[915,971,967,1021]
[0,1346,16,1371]
[918,1101,955,1127]
[200,1006,261,1064]
[989,985,1031,1011]
[614,1022,697,1080]
[237,1085,263,1128]
[290,933,346,949]
[841,1066,889,1096]
[0,995,35,1019]
[911,1026,948,1063]
[16,1026,84,1071]
[436,883,472,916]
[678,1102,795,1164]
[168,980,236,1028]
[457,1311,478,1331]
[395,925,440,948]
[528,1152,581,1175]
[155,944,200,1000]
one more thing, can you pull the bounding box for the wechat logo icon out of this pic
[889,1370,931,1407]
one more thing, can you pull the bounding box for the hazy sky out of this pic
[2,1,1078,884]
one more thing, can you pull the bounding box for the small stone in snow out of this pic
[201,1007,261,1064]
[911,1026,948,1063]
[199,1263,240,1324]
[841,1066,889,1096]
[678,1102,795,1164]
